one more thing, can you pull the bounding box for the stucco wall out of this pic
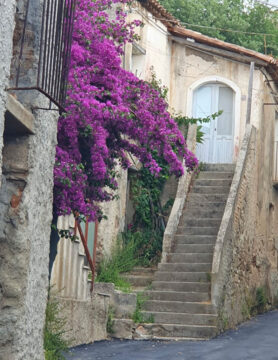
[129,4,171,89]
[0,0,59,358]
[57,292,110,347]
[171,42,266,158]
[0,0,17,182]
[0,102,58,360]
[96,167,128,262]
[212,80,278,329]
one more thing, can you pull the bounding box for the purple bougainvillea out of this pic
[54,0,198,221]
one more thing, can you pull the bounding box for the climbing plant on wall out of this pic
[53,0,198,223]
[122,70,220,265]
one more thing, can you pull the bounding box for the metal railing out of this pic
[9,0,76,112]
[74,216,98,292]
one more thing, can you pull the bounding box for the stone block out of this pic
[94,282,115,296]
[5,94,34,135]
[133,324,150,339]
[112,291,136,319]
[57,293,110,347]
[2,136,29,179]
[112,319,135,340]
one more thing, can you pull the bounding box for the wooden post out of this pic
[246,62,255,125]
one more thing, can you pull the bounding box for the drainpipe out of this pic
[246,62,255,125]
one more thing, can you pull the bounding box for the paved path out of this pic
[65,310,278,360]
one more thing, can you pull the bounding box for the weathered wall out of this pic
[212,80,278,329]
[129,3,171,89]
[0,0,59,359]
[0,101,58,360]
[0,0,17,182]
[96,167,128,262]
[171,42,265,155]
[57,292,110,347]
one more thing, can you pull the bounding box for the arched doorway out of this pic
[193,83,235,163]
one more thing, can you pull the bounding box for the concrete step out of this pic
[195,179,232,187]
[121,274,153,287]
[185,202,225,211]
[188,193,228,203]
[144,290,210,302]
[144,300,215,314]
[198,171,234,180]
[136,323,218,339]
[177,227,219,236]
[158,262,211,272]
[192,186,230,194]
[154,271,210,282]
[174,244,214,253]
[141,311,217,326]
[181,209,223,219]
[131,267,157,275]
[152,281,210,292]
[202,163,235,172]
[180,218,222,227]
[167,253,213,263]
[174,235,216,244]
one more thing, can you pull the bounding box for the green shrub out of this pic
[255,287,267,314]
[106,307,115,334]
[132,293,153,324]
[243,287,268,318]
[96,238,138,291]
[123,229,163,266]
[44,295,69,360]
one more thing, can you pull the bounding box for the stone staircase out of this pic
[138,164,235,340]
[121,267,156,292]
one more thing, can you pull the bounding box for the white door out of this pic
[194,84,234,163]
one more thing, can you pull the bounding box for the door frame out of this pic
[186,76,241,163]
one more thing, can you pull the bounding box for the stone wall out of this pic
[161,124,197,262]
[212,83,278,329]
[96,167,128,262]
[0,0,59,359]
[0,0,17,183]
[57,292,110,347]
[0,101,58,360]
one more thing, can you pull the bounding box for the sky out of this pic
[252,0,278,7]
[259,0,278,7]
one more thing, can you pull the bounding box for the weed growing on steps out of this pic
[106,306,115,334]
[44,293,70,360]
[206,272,212,282]
[132,293,154,324]
[96,237,138,292]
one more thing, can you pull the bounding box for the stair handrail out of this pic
[161,124,197,262]
[211,124,256,308]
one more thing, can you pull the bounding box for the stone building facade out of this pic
[0,1,61,359]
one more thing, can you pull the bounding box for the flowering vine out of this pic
[54,0,198,221]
